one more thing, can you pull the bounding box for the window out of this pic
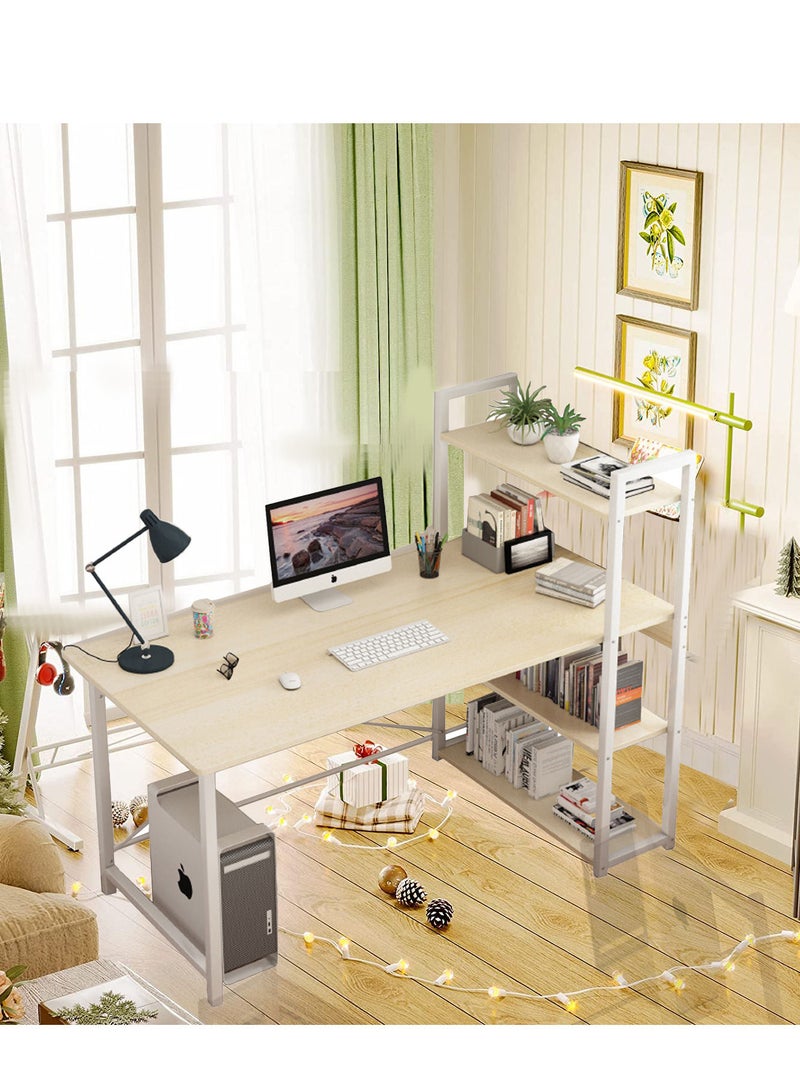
[46,124,255,614]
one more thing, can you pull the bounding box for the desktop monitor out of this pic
[265,476,392,611]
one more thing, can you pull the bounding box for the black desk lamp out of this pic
[85,509,191,674]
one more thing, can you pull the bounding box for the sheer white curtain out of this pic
[229,124,347,584]
[0,125,59,616]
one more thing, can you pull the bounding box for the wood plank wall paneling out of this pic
[432,123,800,760]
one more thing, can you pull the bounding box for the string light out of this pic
[428,829,440,841]
[281,773,294,784]
[281,927,793,1013]
[70,881,82,898]
[386,837,398,850]
[136,876,151,896]
[445,789,457,801]
[321,830,339,843]
[303,931,315,947]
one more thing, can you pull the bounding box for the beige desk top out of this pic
[64,541,673,777]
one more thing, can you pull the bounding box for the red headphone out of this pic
[35,641,75,696]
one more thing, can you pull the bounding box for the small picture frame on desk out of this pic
[128,587,168,641]
[504,530,554,575]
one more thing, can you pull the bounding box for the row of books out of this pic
[466,481,545,548]
[561,453,654,499]
[534,556,606,608]
[552,776,637,839]
[465,692,573,799]
[518,643,644,729]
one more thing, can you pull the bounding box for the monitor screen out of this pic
[265,477,392,610]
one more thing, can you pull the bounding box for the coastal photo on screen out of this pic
[268,481,387,583]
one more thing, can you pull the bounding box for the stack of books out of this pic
[534,556,606,607]
[464,692,573,799]
[552,776,636,840]
[518,643,644,729]
[561,453,654,499]
[466,482,546,545]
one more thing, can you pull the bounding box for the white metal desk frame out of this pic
[80,375,693,1006]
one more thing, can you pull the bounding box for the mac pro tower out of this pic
[148,771,278,981]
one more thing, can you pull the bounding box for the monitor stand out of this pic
[301,587,353,612]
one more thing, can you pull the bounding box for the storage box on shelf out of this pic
[432,377,695,877]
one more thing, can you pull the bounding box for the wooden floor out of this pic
[29,688,800,1026]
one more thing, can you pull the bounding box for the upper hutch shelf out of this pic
[441,422,681,518]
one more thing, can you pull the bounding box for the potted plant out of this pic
[486,382,552,445]
[541,402,586,463]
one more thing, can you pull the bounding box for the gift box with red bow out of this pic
[325,741,410,808]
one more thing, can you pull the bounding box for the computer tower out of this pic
[148,771,278,981]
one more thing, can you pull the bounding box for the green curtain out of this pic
[336,124,435,547]
[0,259,28,766]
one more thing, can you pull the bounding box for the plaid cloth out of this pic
[314,786,425,832]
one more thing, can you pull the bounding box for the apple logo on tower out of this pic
[330,574,337,583]
[177,863,193,899]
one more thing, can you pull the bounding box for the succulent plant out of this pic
[543,402,586,436]
[486,382,552,430]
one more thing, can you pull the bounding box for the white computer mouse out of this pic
[278,671,302,691]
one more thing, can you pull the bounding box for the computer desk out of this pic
[63,540,673,1006]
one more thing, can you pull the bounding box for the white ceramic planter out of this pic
[507,421,546,446]
[543,429,580,463]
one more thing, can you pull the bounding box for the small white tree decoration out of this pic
[775,537,800,598]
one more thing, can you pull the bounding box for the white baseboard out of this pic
[639,729,739,787]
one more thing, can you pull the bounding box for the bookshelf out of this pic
[432,375,696,877]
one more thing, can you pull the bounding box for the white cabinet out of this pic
[719,586,800,865]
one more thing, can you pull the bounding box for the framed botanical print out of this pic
[617,161,703,310]
[613,315,697,449]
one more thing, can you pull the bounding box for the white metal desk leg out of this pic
[87,684,116,894]
[431,696,446,760]
[198,773,224,1006]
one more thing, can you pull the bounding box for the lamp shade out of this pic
[785,262,800,316]
[140,509,191,563]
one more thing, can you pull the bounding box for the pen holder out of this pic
[418,547,443,579]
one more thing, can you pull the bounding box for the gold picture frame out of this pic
[617,161,703,310]
[613,315,697,449]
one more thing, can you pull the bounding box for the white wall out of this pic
[433,123,800,768]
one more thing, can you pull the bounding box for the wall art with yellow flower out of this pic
[613,315,697,449]
[617,162,703,309]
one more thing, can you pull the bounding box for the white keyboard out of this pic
[328,619,449,672]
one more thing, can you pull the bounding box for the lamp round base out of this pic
[118,644,174,674]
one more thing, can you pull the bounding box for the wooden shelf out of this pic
[442,738,667,867]
[441,422,680,518]
[488,672,668,754]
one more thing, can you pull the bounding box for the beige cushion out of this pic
[0,883,99,979]
[0,815,65,894]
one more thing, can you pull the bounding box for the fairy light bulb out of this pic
[277,816,287,827]
[435,970,454,986]
[386,836,398,849]
[337,936,351,958]
[71,881,81,898]
[282,773,293,784]
[428,829,440,841]
[322,830,339,844]
[445,789,457,801]
[612,972,628,987]
[266,805,274,814]
[487,986,506,999]
[385,959,409,975]
[556,992,577,1013]
[300,813,312,824]
[303,931,315,946]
